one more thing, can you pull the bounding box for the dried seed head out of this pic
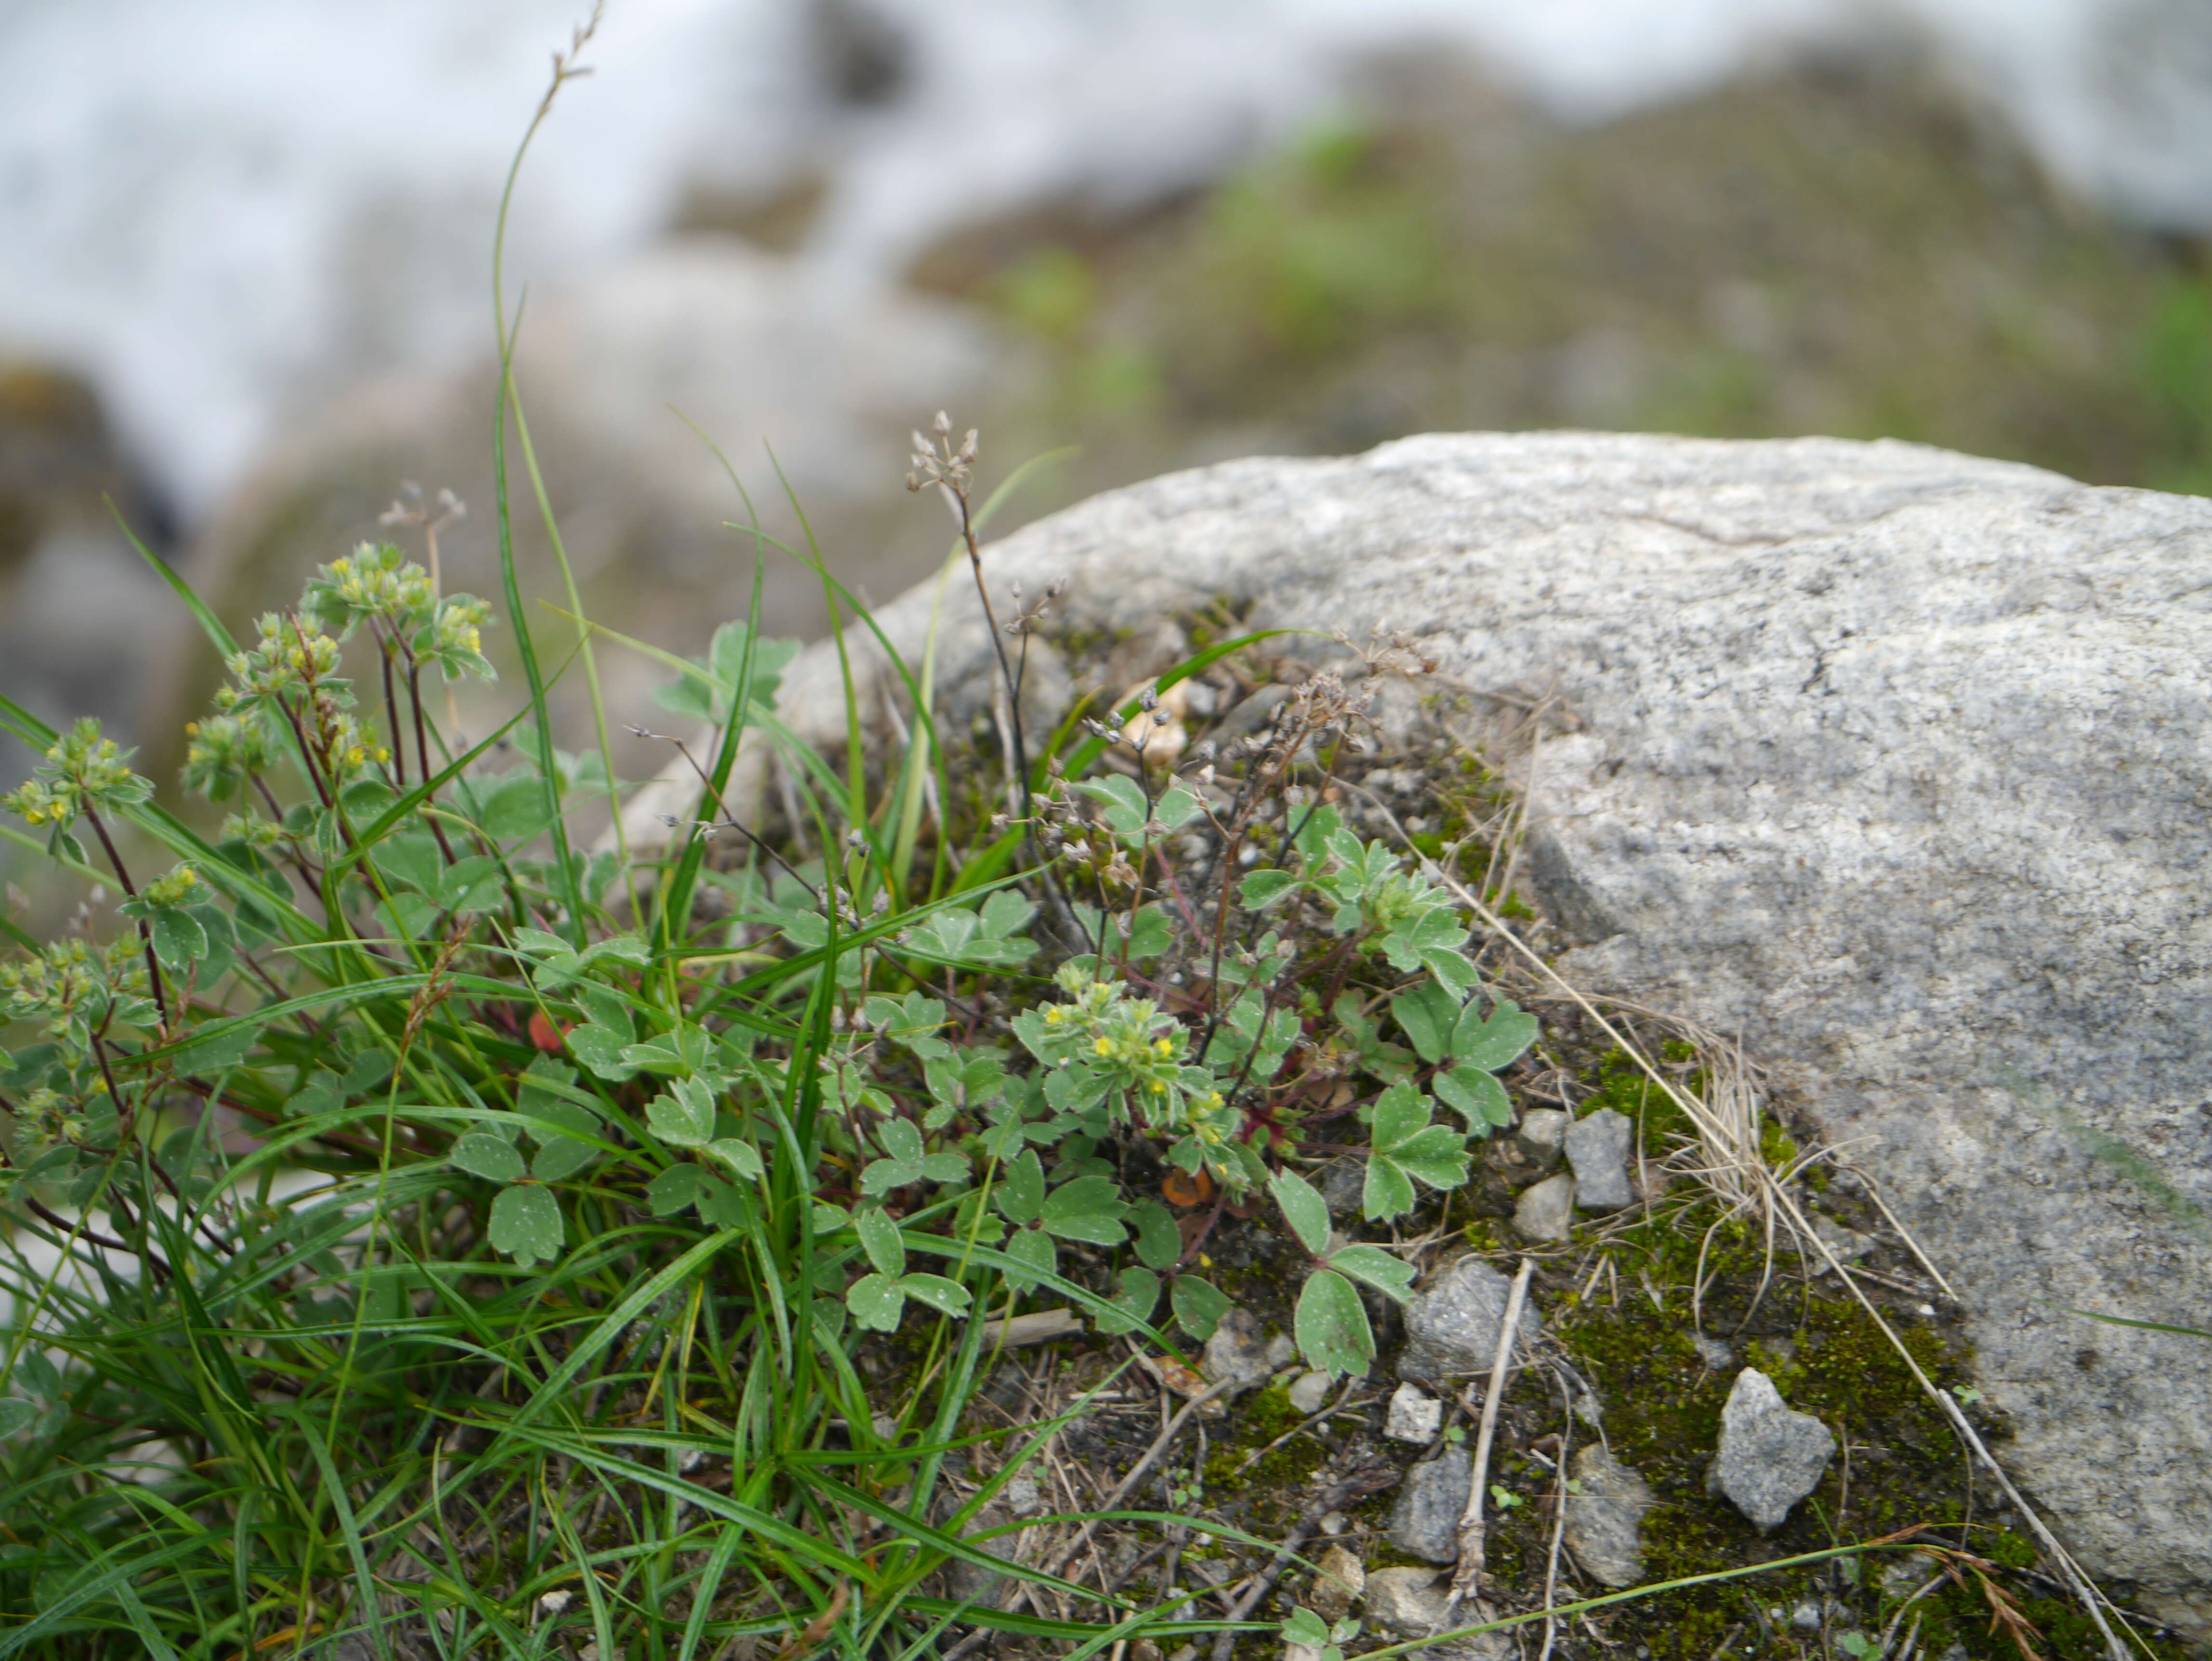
[933,409,952,435]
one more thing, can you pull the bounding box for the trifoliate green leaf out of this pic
[1171,1275,1234,1341]
[450,1133,526,1184]
[1039,1174,1129,1244]
[645,1075,717,1148]
[1093,1266,1161,1335]
[995,1148,1046,1226]
[1130,1199,1183,1271]
[1326,1244,1418,1305]
[1001,1227,1056,1293]
[1450,997,1539,1071]
[899,1273,974,1318]
[704,1137,765,1182]
[846,1272,906,1332]
[0,1398,35,1438]
[856,1207,906,1278]
[1364,1083,1470,1221]
[1294,1267,1374,1378]
[1240,869,1301,908]
[860,1116,969,1195]
[1270,1169,1333,1256]
[488,1185,563,1266]
[566,1024,638,1082]
[1390,981,1463,1065]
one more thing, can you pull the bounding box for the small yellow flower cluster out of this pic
[5,779,64,827]
[182,712,276,802]
[3,719,147,827]
[220,615,344,710]
[429,594,494,670]
[142,865,200,909]
[313,542,436,627]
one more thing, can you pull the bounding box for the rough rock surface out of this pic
[1386,1382,1444,1443]
[1387,1447,1471,1563]
[1360,1567,1511,1660]
[630,431,2212,1632]
[1562,1445,1657,1588]
[1202,1309,1293,1395]
[1564,1108,1634,1211]
[1708,1368,1837,1531]
[1309,1542,1365,1622]
[1397,1257,1545,1383]
[1513,1108,1569,1169]
[1512,1172,1576,1242]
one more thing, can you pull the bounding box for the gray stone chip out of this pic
[1398,1257,1543,1382]
[1562,1445,1655,1588]
[1564,1107,1634,1212]
[1514,1108,1569,1167]
[1513,1171,1577,1242]
[1707,1368,1836,1531]
[1361,1567,1510,1660]
[1386,1446,1471,1563]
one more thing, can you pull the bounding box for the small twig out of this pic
[80,805,169,1029]
[1441,1255,1535,1627]
[1535,1366,1575,1661]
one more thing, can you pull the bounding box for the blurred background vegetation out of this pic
[914,47,2212,510]
[3,15,2210,850]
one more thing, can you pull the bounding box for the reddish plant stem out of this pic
[79,805,169,1030]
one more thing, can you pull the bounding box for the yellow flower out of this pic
[1152,1037,1173,1056]
[1093,1037,1113,1056]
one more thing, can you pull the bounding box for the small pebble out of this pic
[1514,1171,1577,1242]
[1288,1370,1333,1416]
[1385,1382,1444,1444]
[1319,1510,1349,1536]
[1789,1602,1821,1631]
[1515,1108,1570,1166]
[1694,1334,1734,1370]
[1309,1542,1365,1622]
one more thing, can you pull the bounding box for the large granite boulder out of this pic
[625,431,2212,1633]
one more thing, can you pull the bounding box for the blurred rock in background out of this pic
[0,356,173,780]
[146,236,1035,785]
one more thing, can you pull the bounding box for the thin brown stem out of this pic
[81,805,169,1029]
[376,630,408,789]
